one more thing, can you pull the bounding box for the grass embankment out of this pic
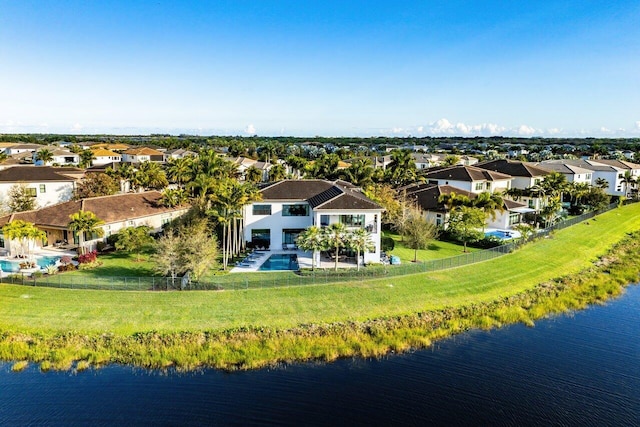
[1,204,640,371]
[384,231,477,263]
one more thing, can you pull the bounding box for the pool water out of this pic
[0,256,61,272]
[258,254,299,271]
[485,230,517,240]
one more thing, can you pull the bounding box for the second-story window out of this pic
[253,204,272,215]
[282,204,309,216]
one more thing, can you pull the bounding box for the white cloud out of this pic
[416,126,424,133]
[517,125,536,136]
[635,121,640,131]
[426,118,506,136]
[392,127,405,134]
[244,124,256,135]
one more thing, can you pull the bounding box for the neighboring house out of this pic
[476,159,550,211]
[405,183,531,231]
[121,147,165,163]
[90,148,122,166]
[3,144,43,156]
[536,159,625,196]
[86,143,131,152]
[243,180,384,264]
[0,166,77,209]
[164,148,197,161]
[32,148,80,166]
[422,165,512,194]
[532,161,593,186]
[228,157,273,181]
[0,191,188,254]
[594,159,640,196]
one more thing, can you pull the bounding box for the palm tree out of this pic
[68,210,105,255]
[541,171,568,200]
[2,220,42,259]
[36,148,54,165]
[166,157,193,189]
[160,188,188,208]
[322,223,348,271]
[245,165,263,183]
[594,177,609,190]
[296,226,326,271]
[346,228,375,270]
[473,191,505,227]
[136,161,168,190]
[343,158,374,187]
[268,164,286,182]
[106,163,137,193]
[386,150,416,187]
[621,171,636,197]
[79,149,96,168]
[187,173,218,208]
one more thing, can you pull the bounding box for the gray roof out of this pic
[0,166,77,182]
[259,180,382,211]
[476,159,549,178]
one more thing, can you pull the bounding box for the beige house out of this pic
[0,191,189,254]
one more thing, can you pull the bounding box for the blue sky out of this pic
[1,0,639,137]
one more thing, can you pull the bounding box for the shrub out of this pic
[106,234,119,246]
[381,236,395,252]
[96,241,107,252]
[60,256,73,266]
[78,250,98,264]
[58,264,76,272]
[78,261,101,270]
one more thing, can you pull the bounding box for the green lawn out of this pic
[63,248,156,278]
[384,231,477,263]
[2,203,640,335]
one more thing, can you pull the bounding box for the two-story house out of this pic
[0,166,77,209]
[421,165,512,194]
[243,180,384,264]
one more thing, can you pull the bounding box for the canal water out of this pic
[1,286,638,426]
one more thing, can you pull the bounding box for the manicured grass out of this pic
[64,248,156,278]
[1,203,640,337]
[384,231,477,263]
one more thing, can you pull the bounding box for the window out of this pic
[585,173,592,180]
[340,214,365,227]
[128,220,135,226]
[475,182,484,191]
[251,229,271,249]
[39,184,46,193]
[509,213,520,226]
[252,204,272,215]
[528,199,535,209]
[26,188,37,197]
[534,178,541,185]
[161,214,171,225]
[320,215,330,226]
[486,182,492,190]
[282,204,309,216]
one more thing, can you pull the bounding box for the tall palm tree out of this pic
[166,157,193,189]
[322,223,348,271]
[68,210,105,255]
[346,228,375,270]
[296,226,326,271]
[621,171,636,197]
[106,163,137,193]
[268,164,287,182]
[160,188,188,208]
[186,173,218,208]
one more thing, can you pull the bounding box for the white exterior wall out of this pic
[0,180,75,209]
[244,201,313,251]
[244,201,383,264]
[122,154,150,163]
[591,170,624,196]
[510,176,543,190]
[93,155,122,166]
[83,208,188,251]
[313,209,382,264]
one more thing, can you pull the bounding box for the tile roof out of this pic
[406,184,477,212]
[259,179,382,211]
[476,159,550,178]
[0,191,187,228]
[0,166,77,182]
[422,165,512,182]
[123,147,164,156]
[588,159,640,170]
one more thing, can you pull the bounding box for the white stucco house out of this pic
[90,148,122,166]
[422,165,512,194]
[0,166,78,210]
[32,148,80,166]
[243,180,385,265]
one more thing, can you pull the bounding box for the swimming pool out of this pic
[258,254,300,271]
[0,256,61,272]
[484,229,521,240]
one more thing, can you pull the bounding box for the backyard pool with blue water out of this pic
[258,254,300,271]
[0,256,61,272]
[484,229,520,240]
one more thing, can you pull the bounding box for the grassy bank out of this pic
[1,203,640,370]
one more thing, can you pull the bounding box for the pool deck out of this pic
[0,248,76,278]
[229,250,359,273]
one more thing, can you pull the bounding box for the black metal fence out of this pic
[0,202,622,291]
